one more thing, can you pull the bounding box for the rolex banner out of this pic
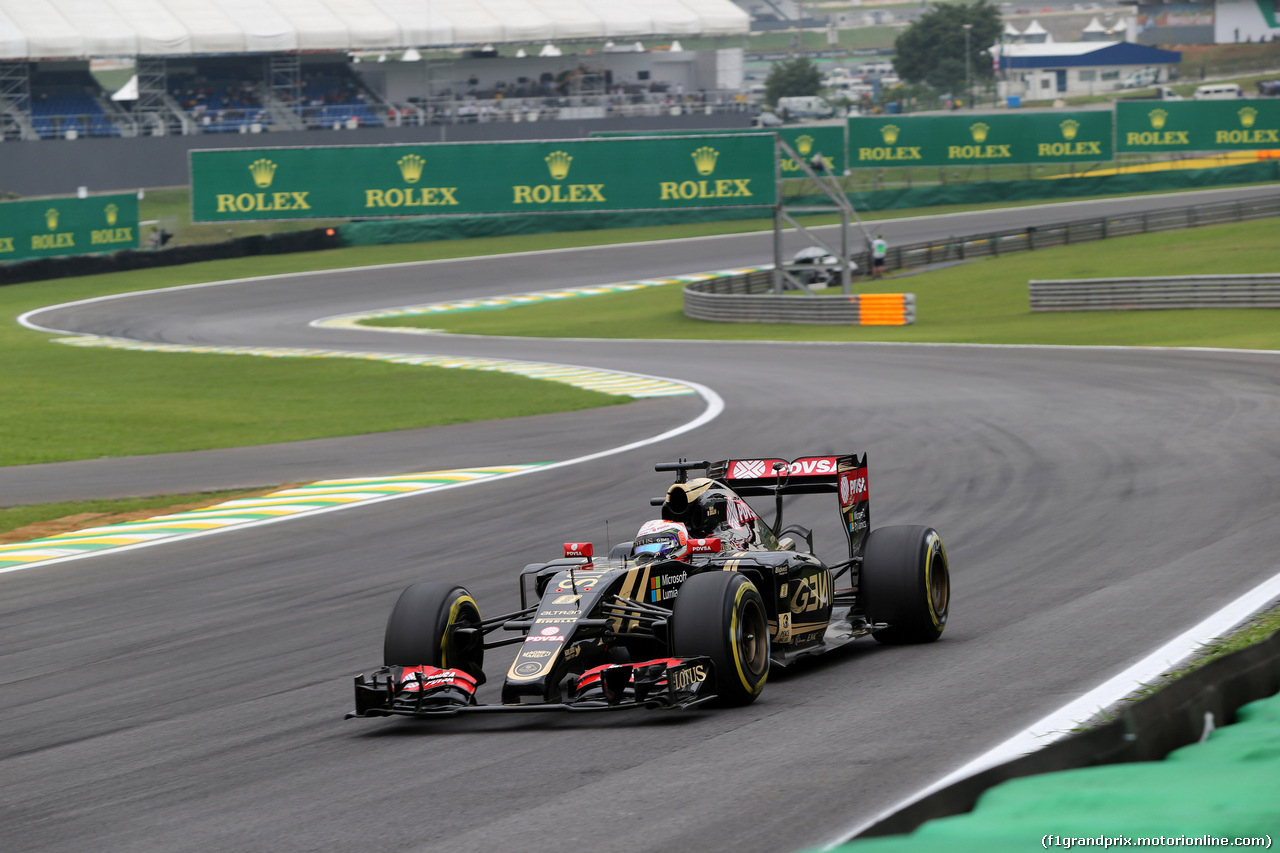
[590,127,848,176]
[1117,100,1280,153]
[0,193,139,263]
[848,112,1113,167]
[190,136,777,222]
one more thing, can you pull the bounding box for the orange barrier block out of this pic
[858,293,908,325]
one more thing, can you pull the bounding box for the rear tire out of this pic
[671,572,770,706]
[861,525,950,645]
[383,582,484,677]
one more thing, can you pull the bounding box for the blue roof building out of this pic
[997,41,1182,98]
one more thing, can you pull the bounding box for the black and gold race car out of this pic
[347,455,950,718]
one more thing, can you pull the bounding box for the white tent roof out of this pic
[1022,19,1048,35]
[0,0,748,58]
[1003,21,1021,36]
[1083,16,1107,33]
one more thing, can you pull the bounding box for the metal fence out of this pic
[683,192,1280,324]
[1030,274,1280,311]
[861,193,1280,277]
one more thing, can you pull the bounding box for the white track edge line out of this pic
[820,567,1280,848]
[0,379,722,576]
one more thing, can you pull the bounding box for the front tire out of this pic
[383,582,484,678]
[861,525,950,644]
[671,572,770,706]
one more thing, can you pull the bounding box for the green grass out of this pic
[0,488,269,536]
[368,217,1280,350]
[1079,603,1280,729]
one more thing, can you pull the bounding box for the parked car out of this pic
[1194,83,1243,100]
[776,96,835,118]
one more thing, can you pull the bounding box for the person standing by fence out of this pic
[872,234,887,279]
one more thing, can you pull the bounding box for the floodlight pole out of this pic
[963,24,973,109]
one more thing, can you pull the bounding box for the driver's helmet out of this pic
[632,520,690,564]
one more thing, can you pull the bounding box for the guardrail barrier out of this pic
[863,193,1280,278]
[683,268,914,325]
[1031,274,1280,311]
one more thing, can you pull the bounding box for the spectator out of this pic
[871,234,887,279]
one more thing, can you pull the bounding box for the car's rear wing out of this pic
[706,455,870,558]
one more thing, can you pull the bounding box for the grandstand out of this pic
[0,0,750,141]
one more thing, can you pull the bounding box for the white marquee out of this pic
[0,0,748,59]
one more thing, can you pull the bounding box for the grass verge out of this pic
[1078,602,1280,731]
[370,217,1280,351]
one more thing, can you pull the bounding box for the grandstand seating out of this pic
[169,69,269,133]
[28,70,118,139]
[297,67,383,129]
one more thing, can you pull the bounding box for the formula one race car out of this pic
[347,455,950,719]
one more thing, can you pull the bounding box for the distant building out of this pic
[1122,0,1278,44]
[997,41,1182,98]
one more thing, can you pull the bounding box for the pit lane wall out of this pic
[820,629,1280,853]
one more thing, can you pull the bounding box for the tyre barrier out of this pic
[1030,274,1280,311]
[683,269,915,325]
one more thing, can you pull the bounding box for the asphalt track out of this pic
[4,186,1280,853]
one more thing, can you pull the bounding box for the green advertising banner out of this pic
[0,193,138,263]
[1117,100,1280,152]
[190,136,777,223]
[591,126,847,176]
[848,112,1113,167]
